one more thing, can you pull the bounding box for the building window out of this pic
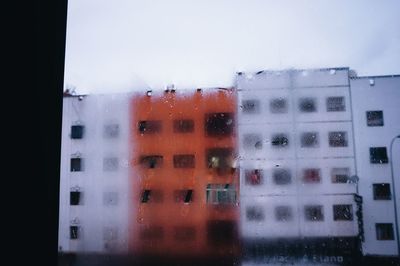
[70,191,81,205]
[70,226,79,239]
[103,124,119,138]
[275,206,293,222]
[173,154,195,168]
[103,227,118,241]
[271,133,289,147]
[140,155,163,168]
[302,168,321,183]
[103,192,118,206]
[71,125,84,139]
[329,131,348,147]
[207,220,237,245]
[376,223,394,240]
[326,96,345,112]
[140,226,164,240]
[206,184,236,204]
[173,119,194,133]
[373,183,391,200]
[331,167,350,183]
[103,157,119,171]
[299,97,317,112]
[242,99,260,114]
[206,148,234,175]
[140,189,163,203]
[138,120,162,134]
[174,190,193,203]
[369,147,388,164]
[300,132,319,148]
[270,98,288,114]
[243,134,263,150]
[70,157,82,172]
[333,205,353,221]
[205,113,234,137]
[366,111,384,127]
[173,226,196,241]
[244,169,263,185]
[246,206,264,221]
[273,168,292,185]
[304,205,324,221]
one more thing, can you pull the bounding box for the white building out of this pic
[350,75,400,256]
[58,92,132,253]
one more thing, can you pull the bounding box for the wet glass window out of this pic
[331,167,350,183]
[270,98,288,113]
[242,99,260,114]
[173,226,196,241]
[140,226,164,240]
[244,169,263,185]
[103,192,118,206]
[271,133,289,147]
[333,204,353,221]
[302,168,321,183]
[243,134,263,150]
[70,226,79,239]
[369,147,388,164]
[304,205,324,221]
[375,223,394,240]
[138,120,162,134]
[205,112,234,137]
[275,206,293,221]
[70,157,82,172]
[70,191,81,205]
[173,119,194,133]
[366,110,384,126]
[299,97,317,112]
[206,184,236,204]
[103,124,119,138]
[173,154,195,168]
[140,155,163,168]
[206,148,234,175]
[206,220,237,245]
[326,96,345,112]
[246,206,264,221]
[373,183,391,200]
[300,132,319,147]
[71,125,84,139]
[173,189,193,203]
[103,157,119,171]
[273,168,291,185]
[328,131,348,147]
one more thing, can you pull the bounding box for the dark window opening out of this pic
[305,205,324,221]
[246,206,264,221]
[245,169,263,185]
[140,226,164,240]
[206,148,234,175]
[70,158,82,172]
[327,96,345,112]
[173,154,195,168]
[206,184,236,204]
[138,120,162,134]
[271,133,289,147]
[370,147,388,164]
[70,191,81,205]
[300,132,319,147]
[70,226,79,239]
[270,98,288,113]
[331,168,350,183]
[373,183,391,200]
[273,168,291,185]
[141,190,151,203]
[303,168,321,183]
[71,125,84,139]
[140,155,163,168]
[174,190,193,203]
[141,189,163,203]
[299,97,317,112]
[243,134,263,150]
[333,204,353,221]
[207,220,237,245]
[329,131,348,147]
[242,99,260,114]
[173,119,194,133]
[366,111,384,127]
[205,113,234,137]
[275,206,293,221]
[173,226,196,241]
[104,124,119,138]
[376,223,394,240]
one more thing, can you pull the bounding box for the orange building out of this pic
[129,88,240,259]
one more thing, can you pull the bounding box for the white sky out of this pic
[64,0,400,94]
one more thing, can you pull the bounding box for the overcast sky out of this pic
[63,0,400,94]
